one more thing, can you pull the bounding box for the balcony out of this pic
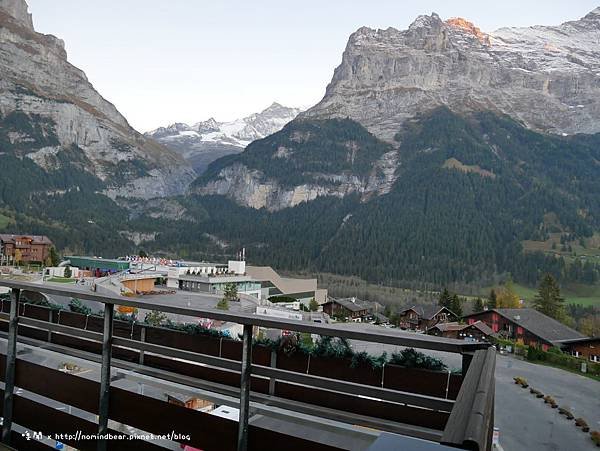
[0,280,495,451]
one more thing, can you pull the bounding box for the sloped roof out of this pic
[326,297,372,313]
[246,266,317,295]
[399,305,458,320]
[466,308,584,344]
[0,234,52,245]
[429,320,494,336]
[469,320,494,336]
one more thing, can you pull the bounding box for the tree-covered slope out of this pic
[173,108,600,287]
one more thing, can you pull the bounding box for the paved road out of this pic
[495,354,599,451]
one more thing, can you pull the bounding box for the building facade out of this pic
[463,308,585,351]
[0,234,52,263]
[557,337,600,362]
[427,321,494,342]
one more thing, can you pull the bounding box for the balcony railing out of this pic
[0,279,495,451]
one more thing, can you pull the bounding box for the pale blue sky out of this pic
[26,1,600,132]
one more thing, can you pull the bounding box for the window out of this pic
[590,355,599,363]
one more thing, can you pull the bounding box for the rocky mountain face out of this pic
[147,103,301,174]
[194,8,600,211]
[304,8,600,142]
[0,0,195,199]
[192,118,398,211]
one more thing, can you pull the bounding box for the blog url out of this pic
[22,430,191,441]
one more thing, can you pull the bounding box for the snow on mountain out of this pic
[304,8,600,141]
[147,103,301,174]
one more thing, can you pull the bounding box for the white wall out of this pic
[46,266,80,278]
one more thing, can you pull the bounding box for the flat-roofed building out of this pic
[178,273,262,299]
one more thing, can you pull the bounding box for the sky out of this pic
[26,1,600,132]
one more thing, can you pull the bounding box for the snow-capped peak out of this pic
[145,103,302,174]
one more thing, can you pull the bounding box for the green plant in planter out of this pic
[390,348,447,371]
[351,351,387,370]
[575,418,590,432]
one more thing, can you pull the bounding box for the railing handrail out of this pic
[0,279,488,354]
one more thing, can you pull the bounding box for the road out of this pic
[495,354,599,451]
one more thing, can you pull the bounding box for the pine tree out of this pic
[309,298,319,312]
[223,283,238,303]
[450,294,463,317]
[488,289,497,309]
[63,266,72,278]
[438,288,451,308]
[474,297,484,313]
[533,273,565,320]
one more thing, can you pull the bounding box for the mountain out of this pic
[304,9,600,142]
[184,9,600,287]
[195,9,600,210]
[0,0,195,199]
[146,103,301,174]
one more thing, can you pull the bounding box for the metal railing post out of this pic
[1,288,20,444]
[97,303,114,451]
[268,348,277,395]
[237,324,253,451]
[139,325,146,365]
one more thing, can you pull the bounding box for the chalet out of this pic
[427,321,494,342]
[463,308,585,351]
[396,305,459,330]
[0,234,52,263]
[322,297,371,319]
[555,337,600,363]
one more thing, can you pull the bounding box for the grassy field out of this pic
[499,282,600,307]
[0,213,11,230]
[522,232,600,263]
[47,277,75,284]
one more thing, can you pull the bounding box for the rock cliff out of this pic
[0,0,195,198]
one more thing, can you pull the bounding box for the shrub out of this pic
[311,336,353,359]
[514,343,528,357]
[590,431,600,446]
[513,376,528,387]
[351,351,387,370]
[543,395,555,404]
[576,418,590,432]
[558,407,575,420]
[69,298,91,315]
[389,348,448,372]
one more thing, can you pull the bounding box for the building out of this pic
[463,308,585,351]
[0,234,52,263]
[175,260,262,299]
[427,321,494,342]
[66,256,130,275]
[556,337,600,362]
[246,265,327,304]
[396,305,459,331]
[322,297,372,320]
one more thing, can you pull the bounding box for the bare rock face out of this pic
[0,0,195,198]
[304,9,600,141]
